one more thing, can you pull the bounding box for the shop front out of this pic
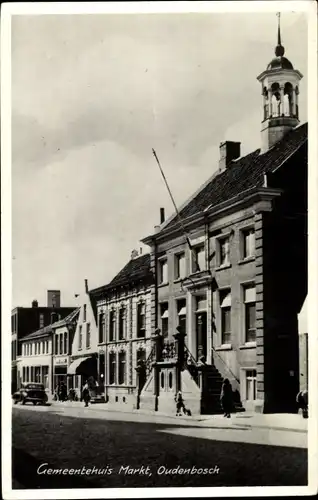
[53,356,69,392]
[67,353,98,399]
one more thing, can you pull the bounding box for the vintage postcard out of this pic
[1,1,317,498]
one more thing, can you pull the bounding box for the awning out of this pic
[67,357,94,375]
[244,287,256,303]
[221,293,231,308]
[178,307,187,316]
[161,309,169,319]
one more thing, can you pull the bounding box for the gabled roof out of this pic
[90,253,152,296]
[158,123,307,234]
[21,308,79,341]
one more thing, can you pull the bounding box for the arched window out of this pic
[284,82,293,117]
[263,87,269,120]
[118,351,126,385]
[118,306,126,340]
[271,83,280,117]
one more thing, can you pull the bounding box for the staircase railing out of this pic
[184,345,200,386]
[145,345,155,378]
[211,346,240,384]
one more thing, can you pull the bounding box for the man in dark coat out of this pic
[220,378,233,418]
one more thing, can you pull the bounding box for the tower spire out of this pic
[275,12,285,57]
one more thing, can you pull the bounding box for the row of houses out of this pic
[12,21,307,414]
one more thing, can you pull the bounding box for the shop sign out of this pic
[55,357,68,366]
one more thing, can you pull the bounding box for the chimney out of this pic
[47,290,61,308]
[84,279,88,293]
[160,207,165,224]
[31,299,38,308]
[219,141,241,172]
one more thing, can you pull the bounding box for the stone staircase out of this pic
[137,332,245,416]
[199,364,245,415]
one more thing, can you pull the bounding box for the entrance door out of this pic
[196,312,207,361]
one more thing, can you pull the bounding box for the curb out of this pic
[48,402,308,433]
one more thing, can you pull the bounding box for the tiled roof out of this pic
[90,253,152,295]
[22,308,79,341]
[51,308,80,329]
[22,324,53,341]
[162,123,307,232]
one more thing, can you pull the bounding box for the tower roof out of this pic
[267,13,294,71]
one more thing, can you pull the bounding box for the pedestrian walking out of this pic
[59,382,67,402]
[296,389,308,419]
[220,378,233,418]
[82,382,90,408]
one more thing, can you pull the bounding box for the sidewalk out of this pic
[49,400,308,433]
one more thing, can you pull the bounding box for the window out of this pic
[43,366,49,389]
[98,312,105,344]
[118,351,126,385]
[177,299,187,334]
[64,332,68,354]
[246,369,257,400]
[59,334,63,355]
[86,323,91,349]
[78,325,83,350]
[242,228,255,259]
[192,245,205,273]
[158,258,168,284]
[175,252,186,280]
[109,352,116,385]
[39,313,44,329]
[35,366,41,383]
[109,310,116,341]
[137,302,146,338]
[23,367,26,382]
[219,237,230,266]
[160,303,169,337]
[46,340,49,354]
[220,290,231,344]
[83,304,87,322]
[118,307,126,340]
[244,286,256,343]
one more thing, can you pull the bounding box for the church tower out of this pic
[257,14,303,152]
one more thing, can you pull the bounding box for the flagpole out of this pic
[152,148,200,272]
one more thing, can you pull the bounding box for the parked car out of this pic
[12,383,48,406]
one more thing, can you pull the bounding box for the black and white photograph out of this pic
[2,1,317,498]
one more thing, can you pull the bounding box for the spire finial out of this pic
[275,12,285,57]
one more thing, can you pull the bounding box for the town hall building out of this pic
[140,18,307,414]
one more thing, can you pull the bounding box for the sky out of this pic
[11,11,308,308]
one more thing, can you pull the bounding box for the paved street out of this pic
[12,404,307,489]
